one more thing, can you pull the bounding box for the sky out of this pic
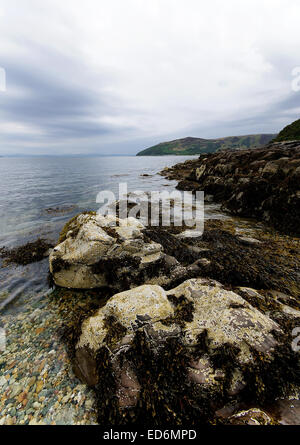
[0,0,300,155]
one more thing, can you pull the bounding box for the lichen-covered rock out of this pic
[70,279,299,425]
[49,214,173,290]
[74,284,178,387]
[168,279,280,364]
[77,285,175,353]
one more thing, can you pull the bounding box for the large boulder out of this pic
[49,213,184,290]
[71,279,297,425]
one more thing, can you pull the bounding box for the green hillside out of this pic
[136,134,276,156]
[273,119,300,142]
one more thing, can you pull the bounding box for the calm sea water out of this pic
[0,156,196,246]
[1,155,224,308]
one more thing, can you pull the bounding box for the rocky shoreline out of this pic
[1,146,299,426]
[46,189,299,424]
[160,140,300,236]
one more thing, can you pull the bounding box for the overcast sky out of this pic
[0,0,300,155]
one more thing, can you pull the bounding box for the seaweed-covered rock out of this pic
[49,214,163,289]
[168,279,280,362]
[0,239,53,265]
[144,219,300,298]
[49,213,192,290]
[71,279,299,425]
[161,141,300,235]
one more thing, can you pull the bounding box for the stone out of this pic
[166,279,280,363]
[228,408,274,425]
[160,141,300,236]
[50,214,166,290]
[33,402,41,410]
[73,279,285,421]
[237,236,262,245]
[74,284,176,387]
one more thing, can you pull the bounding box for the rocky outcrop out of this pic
[49,213,196,290]
[161,141,300,235]
[71,279,300,425]
[50,212,300,299]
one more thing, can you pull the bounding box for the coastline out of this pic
[0,152,300,425]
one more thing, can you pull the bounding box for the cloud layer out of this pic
[0,0,300,155]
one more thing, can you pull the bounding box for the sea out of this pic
[0,155,225,311]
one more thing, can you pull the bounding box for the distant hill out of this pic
[273,118,300,142]
[136,134,277,156]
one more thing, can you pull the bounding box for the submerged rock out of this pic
[70,279,299,425]
[0,239,53,266]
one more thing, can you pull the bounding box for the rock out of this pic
[237,236,262,246]
[273,398,300,425]
[10,384,22,398]
[74,284,176,387]
[160,141,300,236]
[165,279,280,362]
[238,288,265,300]
[49,214,168,290]
[35,381,43,394]
[228,408,274,425]
[0,376,7,387]
[33,402,41,410]
[72,279,295,425]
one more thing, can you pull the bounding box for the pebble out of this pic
[33,402,41,410]
[0,376,7,387]
[0,289,98,425]
[36,381,44,394]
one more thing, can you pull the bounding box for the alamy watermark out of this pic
[292,327,300,352]
[0,67,6,92]
[96,183,204,234]
[291,67,300,92]
[0,328,6,352]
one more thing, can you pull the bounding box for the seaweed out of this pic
[91,255,141,290]
[103,315,127,349]
[51,257,71,274]
[51,287,112,360]
[0,239,52,265]
[163,294,195,327]
[94,330,217,425]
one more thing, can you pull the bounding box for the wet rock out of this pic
[237,236,262,246]
[144,220,300,298]
[161,141,300,235]
[49,214,169,290]
[43,205,77,215]
[71,279,298,425]
[0,239,53,266]
[272,398,300,425]
[166,279,280,361]
[228,408,275,425]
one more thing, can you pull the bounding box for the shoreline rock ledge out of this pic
[160,140,300,236]
[49,211,300,424]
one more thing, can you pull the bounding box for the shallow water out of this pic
[0,156,196,246]
[0,156,299,426]
[0,155,227,310]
